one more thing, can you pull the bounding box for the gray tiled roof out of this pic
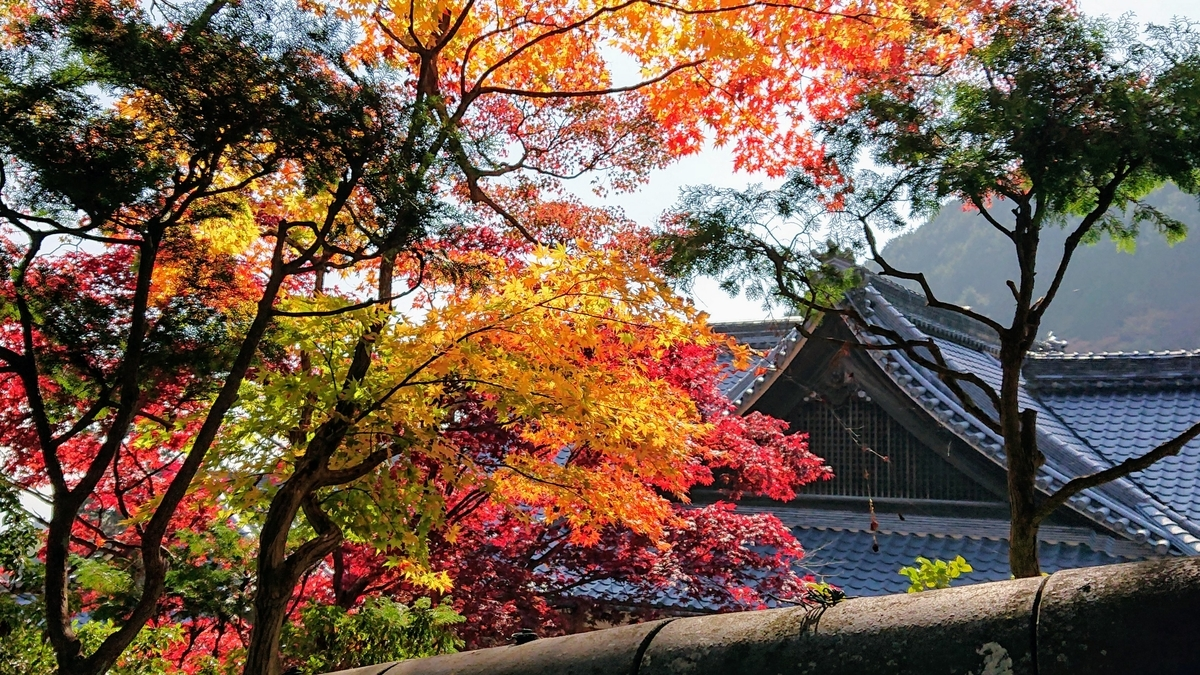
[1037,387,1200,523]
[736,505,1150,558]
[847,277,1200,555]
[710,319,803,410]
[796,526,1131,597]
[566,577,740,613]
[566,509,1137,608]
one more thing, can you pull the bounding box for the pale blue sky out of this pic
[569,0,1200,322]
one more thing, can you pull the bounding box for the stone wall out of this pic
[325,557,1200,675]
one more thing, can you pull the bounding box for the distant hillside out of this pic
[879,185,1200,353]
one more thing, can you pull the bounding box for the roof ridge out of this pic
[857,275,1003,353]
[708,316,806,328]
[851,288,1199,555]
[1024,349,1200,391]
[1030,349,1200,360]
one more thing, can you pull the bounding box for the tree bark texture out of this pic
[1007,408,1044,578]
[243,253,394,674]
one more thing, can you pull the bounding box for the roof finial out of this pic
[1034,332,1069,353]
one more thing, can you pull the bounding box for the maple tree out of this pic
[230,0,986,658]
[0,0,392,672]
[292,338,828,655]
[660,0,1200,578]
[1,246,833,673]
[232,245,743,673]
[328,0,987,198]
[0,0,984,672]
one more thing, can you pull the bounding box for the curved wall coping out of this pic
[327,557,1200,675]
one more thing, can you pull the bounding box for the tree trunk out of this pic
[1003,204,1045,578]
[244,439,351,675]
[46,501,85,675]
[244,250,392,673]
[243,483,344,675]
[1008,408,1043,577]
[243,566,294,675]
[999,293,1045,579]
[243,474,315,675]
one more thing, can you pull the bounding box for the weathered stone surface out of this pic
[325,618,671,675]
[638,576,1043,675]
[323,558,1200,675]
[1037,556,1200,675]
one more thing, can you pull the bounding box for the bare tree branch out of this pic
[966,195,1015,241]
[1035,420,1200,524]
[1031,168,1131,320]
[862,217,1007,334]
[476,60,702,100]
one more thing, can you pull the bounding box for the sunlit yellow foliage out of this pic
[216,244,722,568]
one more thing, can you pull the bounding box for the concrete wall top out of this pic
[327,557,1200,675]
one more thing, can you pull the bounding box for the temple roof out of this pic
[710,319,803,411]
[851,276,1200,555]
[712,272,1200,560]
[794,526,1131,597]
[745,504,1146,596]
[1024,348,1200,522]
[1035,387,1200,523]
[568,503,1141,606]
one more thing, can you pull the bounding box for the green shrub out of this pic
[282,597,464,674]
[898,556,974,593]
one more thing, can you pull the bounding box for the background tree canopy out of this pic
[881,184,1200,352]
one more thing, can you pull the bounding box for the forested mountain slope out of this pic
[880,185,1200,352]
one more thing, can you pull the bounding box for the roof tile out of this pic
[796,527,1137,598]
